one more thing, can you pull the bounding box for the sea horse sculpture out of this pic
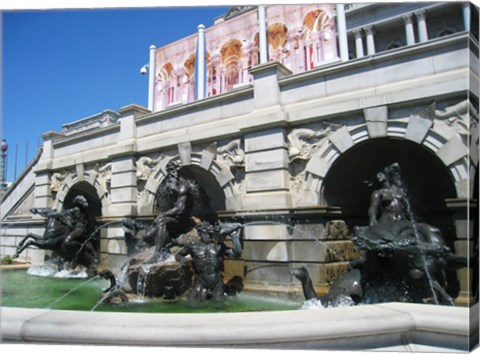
[13,195,99,277]
[352,163,467,304]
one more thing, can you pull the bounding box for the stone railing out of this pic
[62,109,120,136]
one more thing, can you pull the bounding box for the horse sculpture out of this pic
[13,196,100,277]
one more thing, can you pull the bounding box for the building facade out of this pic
[1,3,478,303]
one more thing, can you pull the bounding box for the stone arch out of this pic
[297,106,472,207]
[322,138,457,219]
[52,179,103,258]
[139,151,239,215]
[53,170,108,216]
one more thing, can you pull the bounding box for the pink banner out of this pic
[153,5,337,111]
[153,34,197,111]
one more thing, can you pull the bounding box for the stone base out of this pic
[127,247,192,298]
[2,303,474,351]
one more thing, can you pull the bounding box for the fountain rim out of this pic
[1,302,474,351]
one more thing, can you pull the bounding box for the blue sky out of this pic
[1,6,230,181]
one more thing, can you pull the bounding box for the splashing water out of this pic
[398,175,441,304]
[75,221,118,258]
[27,265,88,279]
[300,298,324,309]
[53,269,89,278]
[136,264,153,298]
[27,264,59,277]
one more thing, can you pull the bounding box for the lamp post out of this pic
[0,139,8,192]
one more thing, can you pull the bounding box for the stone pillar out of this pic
[336,3,349,62]
[257,5,268,64]
[196,24,206,100]
[148,45,156,111]
[403,13,416,46]
[33,132,63,209]
[446,198,476,306]
[415,10,429,43]
[462,2,471,32]
[364,25,376,55]
[243,128,291,210]
[108,114,138,216]
[240,127,291,291]
[244,59,294,211]
[353,28,364,58]
[249,61,291,110]
[33,171,52,209]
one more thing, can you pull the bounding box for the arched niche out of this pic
[63,181,103,218]
[154,164,226,222]
[322,138,457,246]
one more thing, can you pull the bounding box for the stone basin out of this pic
[1,302,476,352]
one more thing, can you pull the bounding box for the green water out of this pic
[0,270,302,313]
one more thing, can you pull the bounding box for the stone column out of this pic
[353,28,364,58]
[249,61,291,110]
[403,13,416,46]
[244,61,292,209]
[196,24,206,100]
[33,132,64,209]
[336,3,349,62]
[446,198,476,306]
[257,5,268,64]
[364,25,376,55]
[108,114,138,217]
[240,63,293,290]
[462,2,471,32]
[415,10,429,43]
[148,45,156,111]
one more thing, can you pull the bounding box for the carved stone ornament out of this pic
[216,139,245,168]
[434,99,478,137]
[136,156,161,181]
[287,123,342,162]
[50,171,68,193]
[96,162,112,194]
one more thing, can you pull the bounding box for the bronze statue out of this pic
[291,266,363,306]
[175,221,241,301]
[147,160,199,262]
[367,163,408,226]
[13,195,99,276]
[293,163,468,306]
[352,163,466,304]
[98,269,129,304]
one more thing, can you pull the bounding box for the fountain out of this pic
[292,163,469,306]
[1,162,475,351]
